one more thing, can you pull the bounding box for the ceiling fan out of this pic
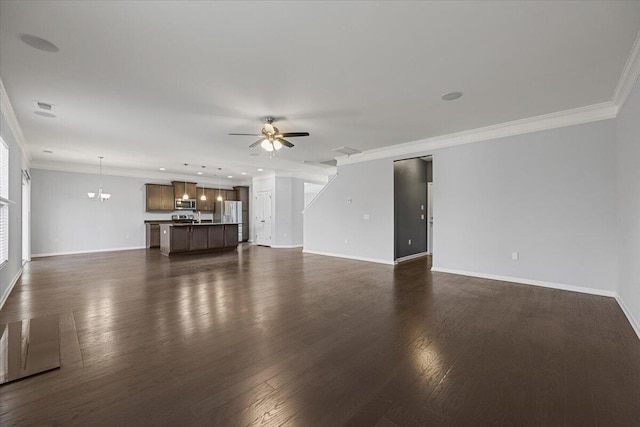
[229,116,310,152]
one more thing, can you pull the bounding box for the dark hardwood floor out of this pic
[1,244,639,426]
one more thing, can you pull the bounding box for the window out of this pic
[0,136,9,267]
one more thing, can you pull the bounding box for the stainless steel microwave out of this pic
[174,198,196,210]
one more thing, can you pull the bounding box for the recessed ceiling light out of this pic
[34,111,56,118]
[241,172,247,175]
[227,175,233,178]
[441,91,463,101]
[257,168,264,172]
[19,34,59,53]
[197,172,203,175]
[159,167,166,171]
[43,150,53,154]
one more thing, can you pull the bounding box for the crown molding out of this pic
[252,169,331,183]
[337,101,618,166]
[0,76,31,166]
[29,159,250,187]
[613,28,640,109]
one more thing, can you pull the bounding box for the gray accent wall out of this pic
[0,112,24,304]
[394,158,430,259]
[616,75,640,333]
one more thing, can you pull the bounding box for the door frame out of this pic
[255,190,272,246]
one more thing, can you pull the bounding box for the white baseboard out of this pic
[32,246,147,258]
[0,266,23,311]
[615,294,640,341]
[430,267,617,298]
[395,252,430,264]
[271,244,303,249]
[302,249,395,265]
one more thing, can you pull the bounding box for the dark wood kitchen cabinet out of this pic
[146,184,175,212]
[168,226,190,252]
[173,181,198,200]
[190,226,209,250]
[160,224,239,255]
[146,223,161,248]
[197,188,217,211]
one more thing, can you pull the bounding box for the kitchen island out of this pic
[160,223,239,256]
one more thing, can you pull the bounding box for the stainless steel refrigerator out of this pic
[222,201,242,242]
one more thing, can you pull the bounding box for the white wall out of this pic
[304,119,619,291]
[304,158,395,264]
[433,120,617,292]
[304,182,325,208]
[274,177,304,247]
[0,112,24,305]
[30,169,229,256]
[616,76,640,334]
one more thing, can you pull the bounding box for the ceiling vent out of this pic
[33,101,56,118]
[331,146,361,156]
[34,101,53,111]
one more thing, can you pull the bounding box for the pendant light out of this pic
[216,168,223,202]
[200,166,206,201]
[87,156,111,201]
[182,163,189,200]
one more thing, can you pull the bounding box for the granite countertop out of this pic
[145,220,214,224]
[162,222,240,227]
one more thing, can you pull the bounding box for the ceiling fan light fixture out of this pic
[273,140,283,150]
[261,139,274,151]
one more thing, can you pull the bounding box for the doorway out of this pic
[427,182,433,254]
[393,156,432,262]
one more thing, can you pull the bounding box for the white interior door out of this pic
[427,182,433,254]
[255,191,272,246]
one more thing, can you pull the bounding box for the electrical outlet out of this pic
[421,214,424,220]
[421,205,424,210]
[408,239,412,245]
[512,252,519,260]
[363,214,370,220]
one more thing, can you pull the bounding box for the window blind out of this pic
[0,137,8,266]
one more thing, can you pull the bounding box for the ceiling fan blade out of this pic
[280,132,310,137]
[249,138,265,148]
[229,133,262,136]
[279,139,295,148]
